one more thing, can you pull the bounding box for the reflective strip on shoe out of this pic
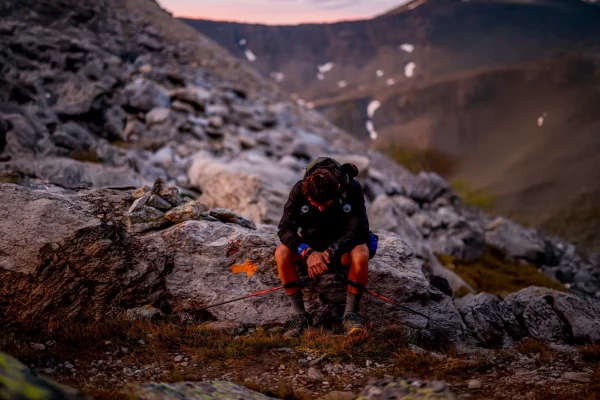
[346,326,366,336]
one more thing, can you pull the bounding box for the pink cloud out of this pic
[159,0,400,25]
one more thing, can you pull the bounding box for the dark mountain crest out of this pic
[184,0,600,254]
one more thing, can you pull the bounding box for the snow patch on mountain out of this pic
[270,72,285,82]
[400,43,415,53]
[318,62,335,73]
[367,100,381,119]
[245,49,257,62]
[405,61,416,77]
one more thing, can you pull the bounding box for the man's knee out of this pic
[350,244,370,266]
[275,244,293,266]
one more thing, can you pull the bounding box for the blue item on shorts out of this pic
[368,230,379,258]
[298,243,309,255]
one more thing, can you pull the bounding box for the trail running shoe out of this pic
[343,312,366,336]
[283,313,312,338]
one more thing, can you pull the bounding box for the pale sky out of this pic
[158,0,406,25]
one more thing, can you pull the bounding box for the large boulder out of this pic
[456,293,511,347]
[369,195,425,255]
[485,217,548,265]
[399,172,455,205]
[33,157,144,189]
[54,80,105,117]
[124,78,171,112]
[456,286,600,346]
[541,240,600,299]
[500,286,600,344]
[168,85,211,110]
[52,122,97,152]
[0,184,162,333]
[158,219,465,343]
[0,109,54,158]
[0,183,463,345]
[0,184,102,275]
[188,152,297,225]
[369,194,475,295]
[553,294,600,343]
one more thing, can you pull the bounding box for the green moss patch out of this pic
[436,249,566,299]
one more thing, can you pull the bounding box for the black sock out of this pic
[344,291,362,315]
[288,291,306,315]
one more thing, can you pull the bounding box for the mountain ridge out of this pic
[183,0,600,253]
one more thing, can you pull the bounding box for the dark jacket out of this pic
[277,178,370,256]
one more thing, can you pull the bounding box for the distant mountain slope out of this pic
[183,0,600,253]
[183,0,600,101]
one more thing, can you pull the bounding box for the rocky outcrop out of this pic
[368,192,476,294]
[187,151,300,225]
[485,217,548,265]
[0,182,464,345]
[2,0,600,370]
[1,0,598,303]
[4,181,600,349]
[369,174,600,299]
[456,287,600,347]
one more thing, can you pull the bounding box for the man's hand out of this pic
[307,251,329,278]
[322,249,331,265]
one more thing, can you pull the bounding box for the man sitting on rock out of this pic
[275,157,377,337]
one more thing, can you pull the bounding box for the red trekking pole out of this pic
[195,276,314,311]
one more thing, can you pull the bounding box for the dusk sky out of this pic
[158,0,406,25]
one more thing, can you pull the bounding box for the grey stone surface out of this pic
[356,377,456,399]
[164,200,208,223]
[135,380,276,400]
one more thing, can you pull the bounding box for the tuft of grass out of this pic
[297,323,406,364]
[451,179,496,213]
[393,348,439,376]
[86,389,134,400]
[378,144,458,176]
[515,338,556,363]
[454,286,472,299]
[0,333,37,363]
[436,248,566,298]
[51,319,134,349]
[9,317,600,400]
[393,347,492,380]
[539,189,600,255]
[379,143,496,213]
[587,369,600,398]
[110,140,136,149]
[70,150,102,164]
[579,343,600,363]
